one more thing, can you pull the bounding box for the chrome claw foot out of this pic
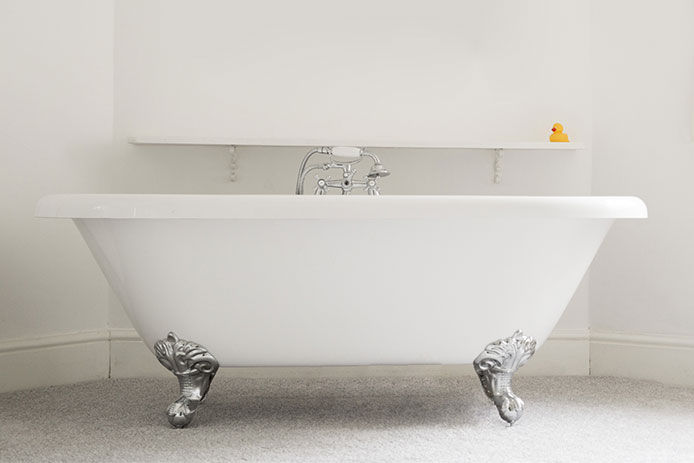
[473,330,536,425]
[167,396,200,428]
[154,332,219,428]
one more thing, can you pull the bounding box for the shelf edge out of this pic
[127,136,586,150]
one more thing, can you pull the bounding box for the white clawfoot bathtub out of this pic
[36,194,646,426]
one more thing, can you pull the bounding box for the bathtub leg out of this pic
[153,332,220,428]
[473,330,537,426]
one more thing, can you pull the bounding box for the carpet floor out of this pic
[0,375,693,462]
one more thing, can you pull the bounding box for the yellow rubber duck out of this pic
[550,123,569,142]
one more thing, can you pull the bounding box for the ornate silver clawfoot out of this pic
[473,330,537,425]
[154,332,219,428]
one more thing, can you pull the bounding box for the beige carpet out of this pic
[1,375,693,462]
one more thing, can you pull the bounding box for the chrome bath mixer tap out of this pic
[295,146,390,195]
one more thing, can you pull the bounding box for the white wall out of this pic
[1,1,594,388]
[14,0,694,390]
[0,0,114,390]
[118,0,590,145]
[590,0,694,336]
[0,1,114,338]
[586,0,694,385]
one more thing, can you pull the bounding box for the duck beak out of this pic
[551,128,556,132]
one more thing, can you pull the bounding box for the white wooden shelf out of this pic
[128,136,585,184]
[128,136,585,151]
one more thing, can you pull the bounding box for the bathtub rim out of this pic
[36,194,647,220]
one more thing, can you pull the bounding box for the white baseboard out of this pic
[590,330,694,387]
[109,328,590,378]
[0,331,109,393]
[2,328,692,392]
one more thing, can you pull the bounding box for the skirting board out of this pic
[108,328,589,379]
[591,330,694,387]
[0,328,588,392]
[3,328,694,392]
[0,331,109,393]
[109,328,590,379]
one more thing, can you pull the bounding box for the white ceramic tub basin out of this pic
[36,194,646,426]
[36,194,646,366]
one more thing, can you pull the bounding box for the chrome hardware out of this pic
[154,332,219,428]
[473,330,537,426]
[295,146,390,195]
